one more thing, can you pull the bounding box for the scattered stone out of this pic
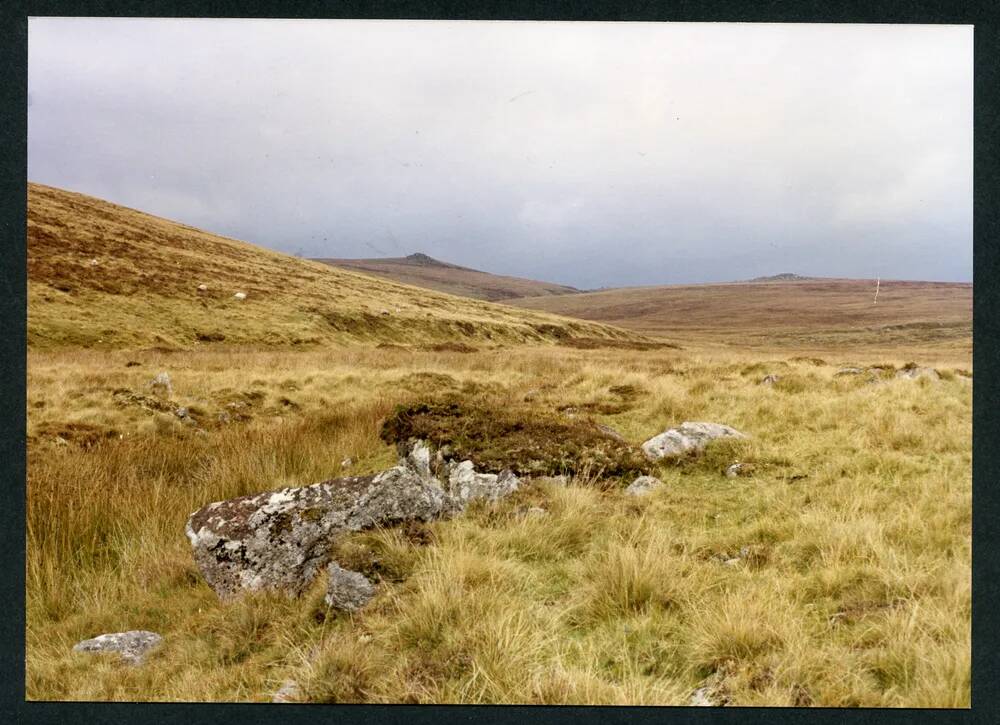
[197,284,208,292]
[835,367,864,377]
[689,666,732,706]
[272,678,301,703]
[233,292,247,300]
[186,466,452,599]
[625,475,662,496]
[341,457,354,468]
[725,462,754,478]
[895,366,940,381]
[596,423,627,442]
[72,630,162,666]
[148,371,173,398]
[174,407,189,419]
[324,563,377,612]
[448,460,520,507]
[641,422,747,461]
[761,374,780,386]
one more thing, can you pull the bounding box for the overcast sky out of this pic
[28,19,972,288]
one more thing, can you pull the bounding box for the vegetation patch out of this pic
[380,397,650,479]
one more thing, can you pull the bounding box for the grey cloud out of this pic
[28,19,972,286]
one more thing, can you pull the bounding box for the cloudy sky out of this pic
[28,19,972,288]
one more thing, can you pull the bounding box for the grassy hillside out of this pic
[27,183,637,351]
[512,279,972,359]
[314,252,579,302]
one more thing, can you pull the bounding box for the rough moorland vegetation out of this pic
[27,346,970,705]
[27,183,640,350]
[24,184,971,706]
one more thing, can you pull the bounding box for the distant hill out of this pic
[510,277,972,354]
[313,252,580,302]
[26,183,644,350]
[747,273,814,282]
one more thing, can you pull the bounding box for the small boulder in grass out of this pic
[233,291,247,301]
[725,462,755,479]
[641,422,747,462]
[760,374,780,386]
[325,563,376,612]
[73,630,162,666]
[625,475,662,497]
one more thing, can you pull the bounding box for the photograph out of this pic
[25,17,972,706]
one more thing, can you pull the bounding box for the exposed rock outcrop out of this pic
[72,630,162,665]
[641,422,747,461]
[447,460,520,506]
[185,466,452,599]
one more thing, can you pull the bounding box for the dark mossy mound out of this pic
[380,397,650,479]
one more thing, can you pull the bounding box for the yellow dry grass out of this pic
[26,345,971,706]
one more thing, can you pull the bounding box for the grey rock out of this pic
[448,460,519,506]
[149,371,173,398]
[233,291,247,300]
[73,630,162,665]
[272,678,301,703]
[340,457,354,468]
[725,462,752,479]
[197,283,208,292]
[625,475,662,497]
[761,374,780,386]
[402,439,433,479]
[186,465,452,599]
[690,687,717,706]
[641,422,747,461]
[325,563,376,611]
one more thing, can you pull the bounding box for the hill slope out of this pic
[511,278,972,355]
[26,183,641,350]
[314,253,579,302]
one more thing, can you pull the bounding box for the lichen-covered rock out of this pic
[448,460,520,506]
[72,630,162,665]
[402,439,433,478]
[185,466,451,599]
[625,475,662,496]
[641,422,747,461]
[325,563,376,611]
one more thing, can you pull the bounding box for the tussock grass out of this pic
[26,345,970,705]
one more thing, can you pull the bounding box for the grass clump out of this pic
[379,396,651,479]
